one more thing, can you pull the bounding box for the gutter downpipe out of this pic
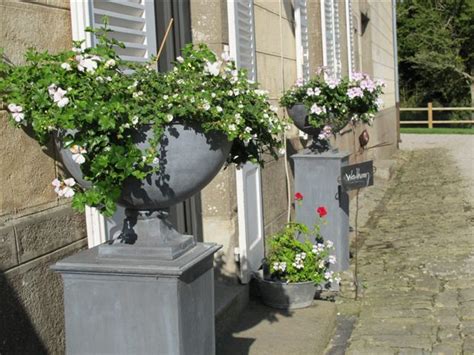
[392,0,401,146]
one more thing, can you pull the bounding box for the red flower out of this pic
[316,206,327,218]
[294,192,304,201]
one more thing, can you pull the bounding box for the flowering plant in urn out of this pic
[279,70,384,152]
[0,23,286,219]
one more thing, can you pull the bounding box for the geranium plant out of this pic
[0,23,286,216]
[279,71,385,140]
[265,213,339,286]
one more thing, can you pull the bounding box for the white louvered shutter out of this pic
[71,0,157,63]
[295,0,310,80]
[322,0,342,78]
[345,0,356,77]
[227,0,264,284]
[227,0,257,81]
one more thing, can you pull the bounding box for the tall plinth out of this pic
[292,149,350,272]
[52,242,221,355]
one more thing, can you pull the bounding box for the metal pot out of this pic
[257,278,321,310]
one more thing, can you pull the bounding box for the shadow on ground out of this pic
[0,272,47,354]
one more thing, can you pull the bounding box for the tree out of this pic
[397,0,474,109]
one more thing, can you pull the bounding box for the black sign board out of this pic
[341,160,374,191]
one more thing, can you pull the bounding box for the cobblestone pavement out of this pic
[330,147,474,355]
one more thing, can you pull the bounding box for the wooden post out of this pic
[428,102,433,128]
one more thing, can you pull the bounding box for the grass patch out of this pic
[400,127,474,135]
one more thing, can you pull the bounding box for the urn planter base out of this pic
[53,242,221,355]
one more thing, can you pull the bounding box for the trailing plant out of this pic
[0,23,286,216]
[279,71,385,140]
[265,198,339,286]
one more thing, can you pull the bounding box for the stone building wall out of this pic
[0,1,87,353]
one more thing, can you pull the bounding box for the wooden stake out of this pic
[153,18,174,65]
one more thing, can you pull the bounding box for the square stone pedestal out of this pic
[292,150,350,272]
[52,243,220,355]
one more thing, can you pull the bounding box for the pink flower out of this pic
[347,87,363,99]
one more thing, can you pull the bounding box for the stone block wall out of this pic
[0,1,87,353]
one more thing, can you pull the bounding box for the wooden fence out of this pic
[400,102,474,128]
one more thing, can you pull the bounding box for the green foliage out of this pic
[400,127,474,134]
[397,0,474,108]
[279,72,384,133]
[0,21,286,216]
[266,222,338,285]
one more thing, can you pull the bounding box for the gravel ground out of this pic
[326,135,474,354]
[400,134,474,200]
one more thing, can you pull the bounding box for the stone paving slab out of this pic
[326,145,474,354]
[216,299,336,355]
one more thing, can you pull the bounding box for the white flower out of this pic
[132,116,139,125]
[104,59,116,68]
[318,260,326,269]
[310,103,326,115]
[96,76,104,83]
[61,63,72,71]
[69,145,87,165]
[221,51,232,62]
[152,157,160,165]
[203,102,211,111]
[328,255,336,264]
[48,84,57,96]
[165,114,174,123]
[133,91,144,98]
[324,271,334,281]
[244,127,252,133]
[211,93,216,98]
[7,103,25,123]
[216,106,223,113]
[227,90,234,96]
[176,56,184,63]
[52,178,76,198]
[270,106,278,113]
[351,72,365,81]
[177,79,185,85]
[233,89,240,96]
[76,55,100,73]
[204,61,222,76]
[347,87,363,99]
[105,76,112,82]
[49,85,69,108]
[254,89,267,96]
[313,87,321,96]
[326,78,340,89]
[326,240,334,248]
[306,88,315,96]
[295,78,305,87]
[228,124,237,131]
[334,275,342,283]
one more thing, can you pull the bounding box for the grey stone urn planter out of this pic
[56,122,232,259]
[53,122,232,355]
[257,278,321,310]
[287,103,351,153]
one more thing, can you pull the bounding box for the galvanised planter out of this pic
[257,278,321,310]
[56,122,232,259]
